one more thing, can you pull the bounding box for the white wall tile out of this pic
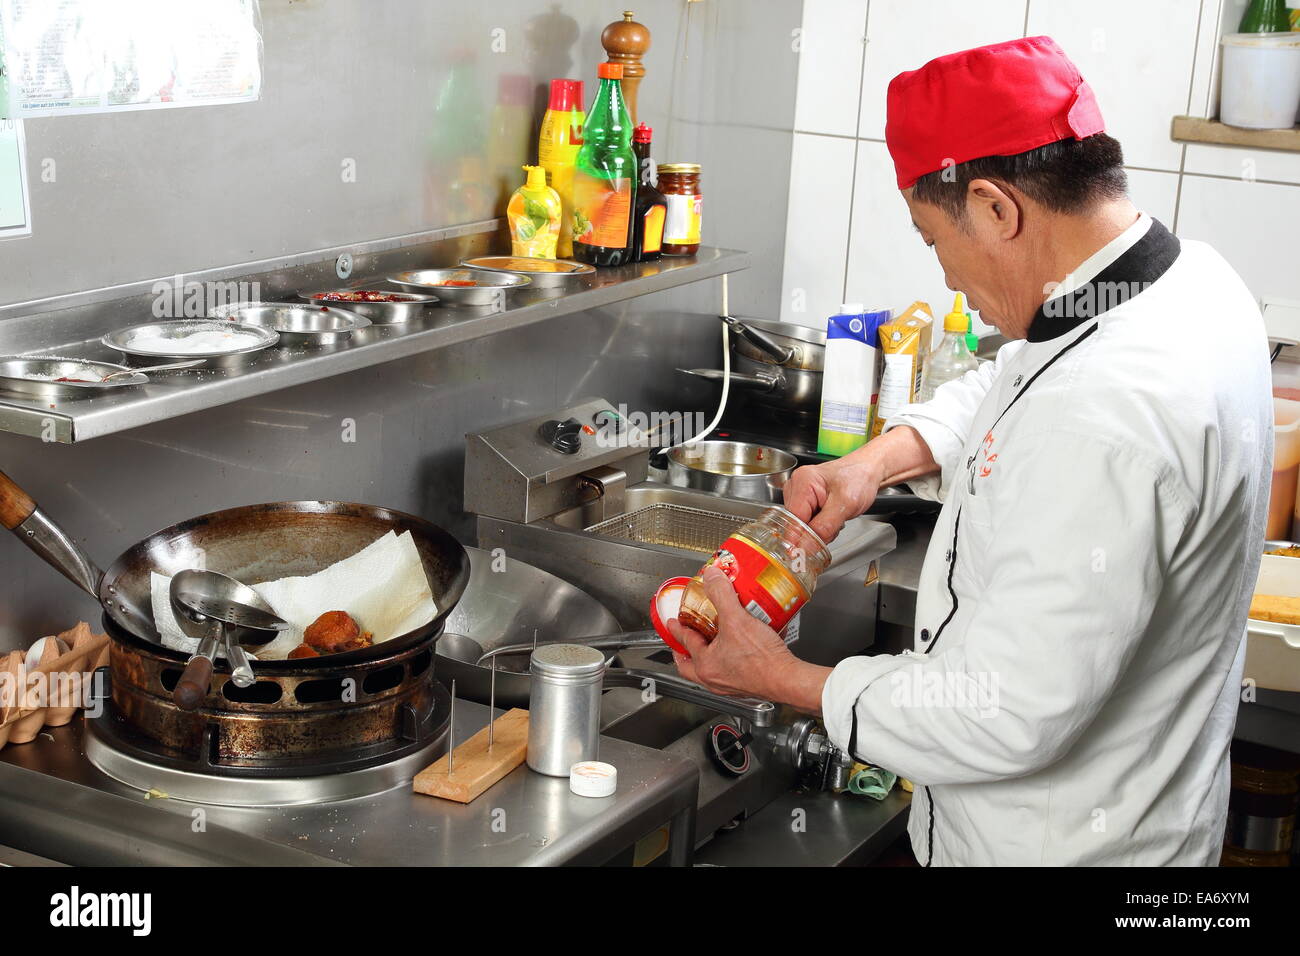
[857,0,1028,140]
[1126,168,1181,225]
[794,0,870,137]
[779,133,858,327]
[1184,144,1300,187]
[1175,174,1300,302]
[1026,0,1203,172]
[843,140,955,316]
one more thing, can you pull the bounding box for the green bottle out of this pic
[571,63,638,267]
[1239,0,1291,32]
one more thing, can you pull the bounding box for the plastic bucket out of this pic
[1270,395,1300,540]
[1220,32,1300,130]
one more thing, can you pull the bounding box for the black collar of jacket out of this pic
[1026,218,1181,343]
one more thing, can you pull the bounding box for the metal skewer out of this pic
[488,659,497,752]
[448,679,456,776]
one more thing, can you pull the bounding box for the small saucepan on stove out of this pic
[664,439,798,503]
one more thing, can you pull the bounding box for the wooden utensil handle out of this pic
[0,469,37,530]
[173,657,213,711]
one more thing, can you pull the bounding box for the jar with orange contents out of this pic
[657,163,702,256]
[650,507,831,652]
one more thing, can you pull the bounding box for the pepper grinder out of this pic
[602,10,651,126]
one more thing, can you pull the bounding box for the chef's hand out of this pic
[666,566,793,699]
[783,454,884,543]
[666,566,830,715]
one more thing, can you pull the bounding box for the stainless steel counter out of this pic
[0,700,699,867]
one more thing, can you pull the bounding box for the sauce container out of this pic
[650,507,830,653]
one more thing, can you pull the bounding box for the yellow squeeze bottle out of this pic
[508,165,563,259]
[538,78,584,258]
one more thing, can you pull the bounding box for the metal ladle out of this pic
[169,569,290,710]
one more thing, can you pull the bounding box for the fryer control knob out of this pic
[539,417,583,454]
[707,721,752,777]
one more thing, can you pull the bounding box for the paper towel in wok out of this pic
[151,530,437,660]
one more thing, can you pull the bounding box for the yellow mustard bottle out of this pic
[538,78,584,258]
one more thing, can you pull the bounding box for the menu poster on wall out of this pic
[0,0,262,119]
[0,117,30,239]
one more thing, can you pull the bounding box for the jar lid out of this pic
[570,760,618,797]
[658,163,701,174]
[530,642,607,678]
[649,576,691,655]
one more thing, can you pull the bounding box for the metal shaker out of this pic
[526,643,607,776]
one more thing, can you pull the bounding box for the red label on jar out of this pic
[704,534,809,633]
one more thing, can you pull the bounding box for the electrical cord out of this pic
[657,272,731,457]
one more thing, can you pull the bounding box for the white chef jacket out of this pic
[820,215,1273,866]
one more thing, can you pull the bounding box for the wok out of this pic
[0,469,470,671]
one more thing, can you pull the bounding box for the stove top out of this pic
[0,700,699,866]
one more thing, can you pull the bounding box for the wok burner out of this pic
[83,666,452,807]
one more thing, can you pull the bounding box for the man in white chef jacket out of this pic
[665,36,1274,866]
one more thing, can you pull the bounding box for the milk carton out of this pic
[817,305,890,457]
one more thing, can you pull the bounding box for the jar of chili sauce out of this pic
[657,163,702,256]
[651,507,831,652]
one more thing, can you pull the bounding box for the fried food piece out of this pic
[1265,546,1300,557]
[288,643,320,659]
[304,611,373,653]
[1249,594,1300,625]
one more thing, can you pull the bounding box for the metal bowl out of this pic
[460,255,594,289]
[297,289,438,324]
[665,440,798,503]
[0,357,150,399]
[388,268,531,306]
[215,303,370,346]
[103,319,279,368]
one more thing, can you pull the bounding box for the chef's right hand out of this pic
[783,456,883,543]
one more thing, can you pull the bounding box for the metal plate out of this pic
[298,290,438,323]
[460,256,594,288]
[103,319,279,365]
[0,357,148,399]
[389,268,530,306]
[211,303,370,346]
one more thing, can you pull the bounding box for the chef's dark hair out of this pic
[911,133,1128,222]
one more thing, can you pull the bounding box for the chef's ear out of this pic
[965,178,1022,239]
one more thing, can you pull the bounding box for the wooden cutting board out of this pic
[413,708,529,803]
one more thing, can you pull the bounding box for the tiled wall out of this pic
[780,0,1300,331]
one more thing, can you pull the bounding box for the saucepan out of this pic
[0,469,471,672]
[679,315,826,420]
[665,439,798,503]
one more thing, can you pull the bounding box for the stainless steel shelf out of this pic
[0,247,749,443]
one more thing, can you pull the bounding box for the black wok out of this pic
[0,469,470,671]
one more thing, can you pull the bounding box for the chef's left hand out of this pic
[666,565,797,700]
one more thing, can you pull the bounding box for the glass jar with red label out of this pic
[651,507,830,653]
[657,163,702,256]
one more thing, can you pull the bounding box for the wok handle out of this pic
[721,315,795,364]
[174,657,214,711]
[0,468,36,530]
[0,469,103,596]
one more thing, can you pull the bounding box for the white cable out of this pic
[659,273,731,456]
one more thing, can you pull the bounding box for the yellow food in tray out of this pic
[1249,594,1300,625]
[1265,546,1300,557]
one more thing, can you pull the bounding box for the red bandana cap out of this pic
[885,36,1105,189]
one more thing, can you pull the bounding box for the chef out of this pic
[666,36,1273,866]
